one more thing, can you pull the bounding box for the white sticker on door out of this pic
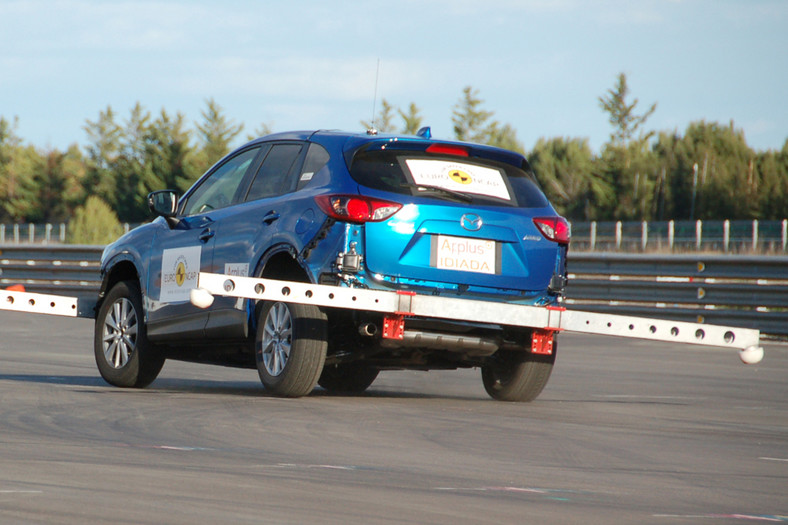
[161,246,201,302]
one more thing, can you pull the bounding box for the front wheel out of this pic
[481,339,557,402]
[94,280,164,388]
[256,301,327,397]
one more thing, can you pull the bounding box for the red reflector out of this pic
[533,217,571,244]
[426,144,469,157]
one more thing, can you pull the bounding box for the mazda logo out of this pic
[460,213,482,231]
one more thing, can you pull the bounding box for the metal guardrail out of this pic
[0,245,103,298]
[1,245,786,337]
[566,253,788,337]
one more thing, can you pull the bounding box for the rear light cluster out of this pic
[315,195,402,223]
[533,217,571,244]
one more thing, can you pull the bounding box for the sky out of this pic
[1,0,786,155]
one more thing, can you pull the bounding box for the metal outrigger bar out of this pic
[1,288,80,317]
[193,272,765,365]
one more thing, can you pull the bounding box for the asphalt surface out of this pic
[0,310,786,524]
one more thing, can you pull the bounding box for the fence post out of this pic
[590,221,597,251]
[783,219,787,252]
[696,220,702,250]
[0,224,4,244]
[14,223,20,243]
[615,221,622,250]
[641,221,648,251]
[668,220,674,251]
[723,220,730,253]
[752,219,759,252]
[29,223,35,243]
[45,223,52,244]
[60,223,66,243]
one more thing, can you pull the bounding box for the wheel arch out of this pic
[247,244,315,328]
[98,256,143,312]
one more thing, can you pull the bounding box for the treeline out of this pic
[1,75,786,227]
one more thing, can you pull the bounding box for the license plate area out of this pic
[430,234,500,275]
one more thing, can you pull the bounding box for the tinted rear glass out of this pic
[349,150,549,208]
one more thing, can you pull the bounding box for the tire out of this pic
[256,301,327,397]
[318,362,379,393]
[481,339,557,402]
[94,280,164,388]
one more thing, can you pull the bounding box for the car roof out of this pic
[244,130,528,169]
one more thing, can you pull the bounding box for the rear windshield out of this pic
[349,150,549,208]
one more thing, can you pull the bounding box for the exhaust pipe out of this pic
[359,323,378,337]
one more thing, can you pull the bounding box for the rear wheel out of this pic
[481,339,557,402]
[256,301,327,397]
[318,362,379,393]
[94,280,164,388]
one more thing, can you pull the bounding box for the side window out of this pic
[245,144,303,202]
[296,143,330,190]
[183,148,260,216]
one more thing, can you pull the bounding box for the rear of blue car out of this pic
[309,133,569,400]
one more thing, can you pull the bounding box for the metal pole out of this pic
[641,221,648,251]
[14,223,20,244]
[590,221,597,251]
[45,223,52,244]
[60,223,66,243]
[615,221,622,250]
[29,223,35,243]
[723,220,730,253]
[690,163,698,220]
[752,220,759,253]
[696,220,702,251]
[783,219,787,252]
[0,224,4,244]
[668,220,674,251]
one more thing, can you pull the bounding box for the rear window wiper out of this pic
[401,184,473,203]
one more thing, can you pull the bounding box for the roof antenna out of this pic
[367,59,380,135]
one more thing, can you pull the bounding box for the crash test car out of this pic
[95,128,570,401]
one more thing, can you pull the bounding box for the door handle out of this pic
[262,211,280,224]
[199,228,215,243]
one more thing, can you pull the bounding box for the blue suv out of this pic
[95,130,570,401]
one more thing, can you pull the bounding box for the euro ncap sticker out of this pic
[161,246,201,302]
[405,159,511,201]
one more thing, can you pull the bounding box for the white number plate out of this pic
[431,235,498,275]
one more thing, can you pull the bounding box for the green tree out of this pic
[0,116,24,221]
[10,146,85,223]
[68,195,125,245]
[398,103,423,135]
[143,109,198,194]
[361,98,397,133]
[452,86,494,143]
[82,106,123,211]
[528,137,612,219]
[194,98,243,173]
[598,73,659,219]
[452,87,524,152]
[599,73,657,146]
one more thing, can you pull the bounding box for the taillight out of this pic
[315,195,402,223]
[533,217,571,244]
[426,144,469,157]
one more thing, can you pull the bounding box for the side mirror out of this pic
[148,190,179,218]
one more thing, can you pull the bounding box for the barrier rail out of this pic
[1,245,786,337]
